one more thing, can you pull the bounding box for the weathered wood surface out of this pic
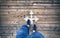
[0,0,60,38]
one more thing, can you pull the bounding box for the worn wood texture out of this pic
[0,0,60,38]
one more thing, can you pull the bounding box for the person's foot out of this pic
[27,19,31,25]
[27,19,31,28]
[32,24,37,32]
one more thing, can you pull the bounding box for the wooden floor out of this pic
[0,0,60,38]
